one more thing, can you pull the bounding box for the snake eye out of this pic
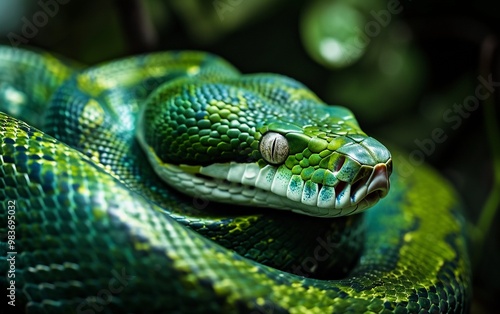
[259,132,289,164]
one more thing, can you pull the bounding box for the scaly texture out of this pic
[0,46,470,313]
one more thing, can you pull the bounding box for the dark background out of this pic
[1,0,499,312]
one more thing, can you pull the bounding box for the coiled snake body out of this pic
[0,46,470,313]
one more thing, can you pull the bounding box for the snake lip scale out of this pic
[139,154,392,218]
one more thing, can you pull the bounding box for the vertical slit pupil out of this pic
[271,137,277,162]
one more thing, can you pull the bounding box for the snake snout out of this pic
[337,157,392,215]
[367,162,391,197]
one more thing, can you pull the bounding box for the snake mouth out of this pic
[182,158,392,218]
[339,162,391,213]
[282,160,391,217]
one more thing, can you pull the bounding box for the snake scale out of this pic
[0,46,470,313]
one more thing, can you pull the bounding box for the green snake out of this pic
[0,46,470,313]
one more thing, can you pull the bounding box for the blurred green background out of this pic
[1,0,499,312]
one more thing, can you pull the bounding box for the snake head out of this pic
[254,120,392,216]
[137,74,392,217]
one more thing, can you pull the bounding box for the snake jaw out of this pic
[142,158,391,218]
